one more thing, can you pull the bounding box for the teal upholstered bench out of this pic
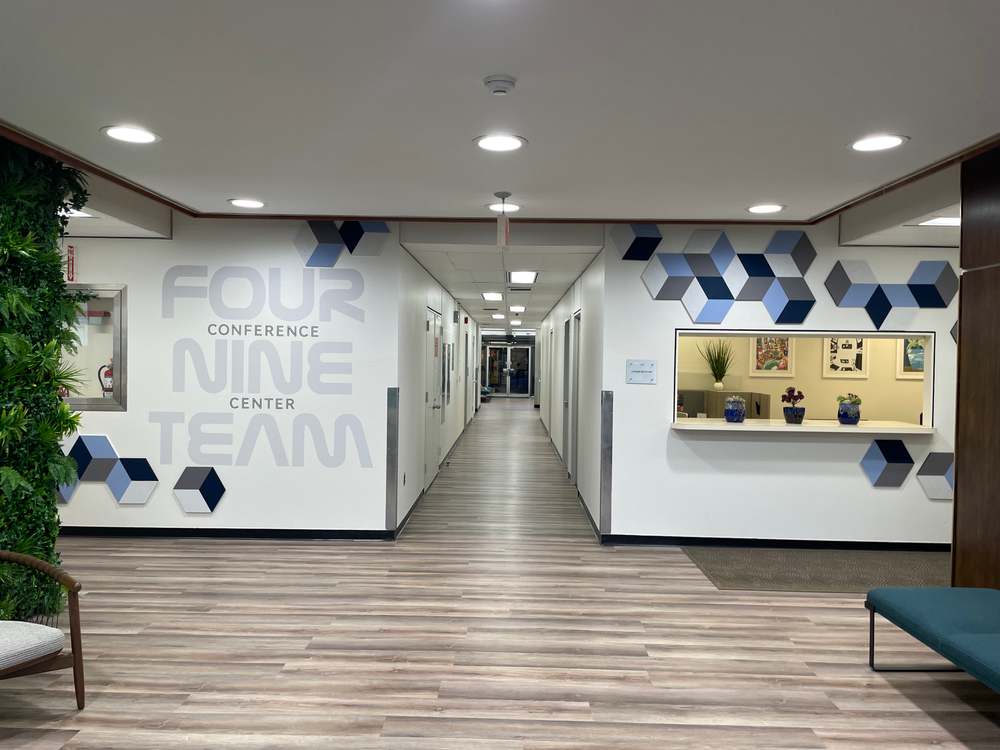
[866,587,1000,693]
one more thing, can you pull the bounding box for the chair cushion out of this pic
[0,621,65,672]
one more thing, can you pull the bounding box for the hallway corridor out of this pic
[3,402,999,749]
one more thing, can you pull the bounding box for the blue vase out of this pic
[838,403,860,425]
[724,401,746,423]
[783,406,805,425]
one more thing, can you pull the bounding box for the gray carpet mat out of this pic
[683,547,950,593]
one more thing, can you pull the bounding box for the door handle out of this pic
[433,403,441,410]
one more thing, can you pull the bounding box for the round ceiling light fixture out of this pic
[475,135,527,152]
[747,204,785,214]
[101,125,160,143]
[484,75,516,96]
[487,202,520,212]
[228,198,267,209]
[850,134,909,152]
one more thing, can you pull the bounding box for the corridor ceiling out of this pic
[2,1,999,222]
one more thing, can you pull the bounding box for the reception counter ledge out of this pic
[671,418,935,436]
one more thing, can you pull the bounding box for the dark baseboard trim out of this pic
[577,492,600,542]
[550,439,562,464]
[394,489,426,539]
[59,526,394,541]
[534,404,540,409]
[600,534,951,552]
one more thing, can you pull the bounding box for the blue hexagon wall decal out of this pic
[106,458,159,505]
[295,221,346,267]
[340,221,390,257]
[908,261,958,308]
[916,452,954,501]
[173,467,226,514]
[67,435,119,482]
[611,224,662,261]
[762,277,815,324]
[861,440,914,488]
[641,253,694,300]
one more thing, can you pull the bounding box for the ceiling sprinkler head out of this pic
[484,75,516,96]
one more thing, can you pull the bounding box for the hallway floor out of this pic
[3,399,998,749]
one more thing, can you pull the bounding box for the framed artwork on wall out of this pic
[897,338,925,380]
[822,338,868,379]
[748,336,794,377]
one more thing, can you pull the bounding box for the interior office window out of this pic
[674,332,932,425]
[63,284,127,411]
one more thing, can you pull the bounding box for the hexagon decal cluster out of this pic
[60,435,158,505]
[824,259,957,329]
[641,229,816,324]
[611,224,662,261]
[295,220,390,267]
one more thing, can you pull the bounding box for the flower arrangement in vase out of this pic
[699,339,735,391]
[724,395,746,423]
[836,393,862,425]
[781,386,805,424]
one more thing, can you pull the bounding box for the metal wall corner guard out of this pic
[385,387,399,531]
[600,390,613,536]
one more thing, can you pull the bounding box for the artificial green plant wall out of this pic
[0,137,89,619]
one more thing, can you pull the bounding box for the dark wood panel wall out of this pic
[952,146,1000,588]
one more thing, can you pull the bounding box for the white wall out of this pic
[539,252,605,522]
[603,219,958,543]
[395,249,474,523]
[61,215,399,531]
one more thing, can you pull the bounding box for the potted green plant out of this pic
[698,339,735,391]
[724,395,746,423]
[781,386,805,424]
[837,393,862,425]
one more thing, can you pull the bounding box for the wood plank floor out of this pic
[3,398,999,748]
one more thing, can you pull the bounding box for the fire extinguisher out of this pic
[99,358,114,398]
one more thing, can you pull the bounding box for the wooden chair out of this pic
[0,550,85,708]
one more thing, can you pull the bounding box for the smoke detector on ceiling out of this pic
[484,75,516,96]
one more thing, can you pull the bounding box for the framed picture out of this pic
[897,337,925,380]
[822,338,868,379]
[748,336,794,377]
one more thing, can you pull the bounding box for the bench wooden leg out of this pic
[866,602,963,673]
[69,590,86,709]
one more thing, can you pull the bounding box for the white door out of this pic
[424,310,442,490]
[570,312,582,485]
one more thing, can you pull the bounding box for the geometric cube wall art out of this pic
[173,467,227,514]
[861,439,915,488]
[295,220,346,267]
[916,452,955,500]
[105,458,159,505]
[825,259,959,330]
[61,436,162,506]
[639,230,817,325]
[67,434,119,482]
[340,220,390,257]
[611,223,662,261]
[908,261,959,308]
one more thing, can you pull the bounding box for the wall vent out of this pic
[508,287,532,292]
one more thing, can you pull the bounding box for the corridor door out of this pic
[508,347,531,396]
[488,346,508,395]
[424,309,442,490]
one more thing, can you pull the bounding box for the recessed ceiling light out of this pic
[483,292,504,301]
[851,134,909,152]
[514,330,535,337]
[509,271,537,284]
[509,306,525,313]
[747,204,785,214]
[101,125,159,143]
[228,198,267,209]
[492,314,505,319]
[61,209,92,218]
[482,329,505,335]
[475,135,527,152]
[919,217,961,227]
[487,202,520,212]
[510,320,522,326]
